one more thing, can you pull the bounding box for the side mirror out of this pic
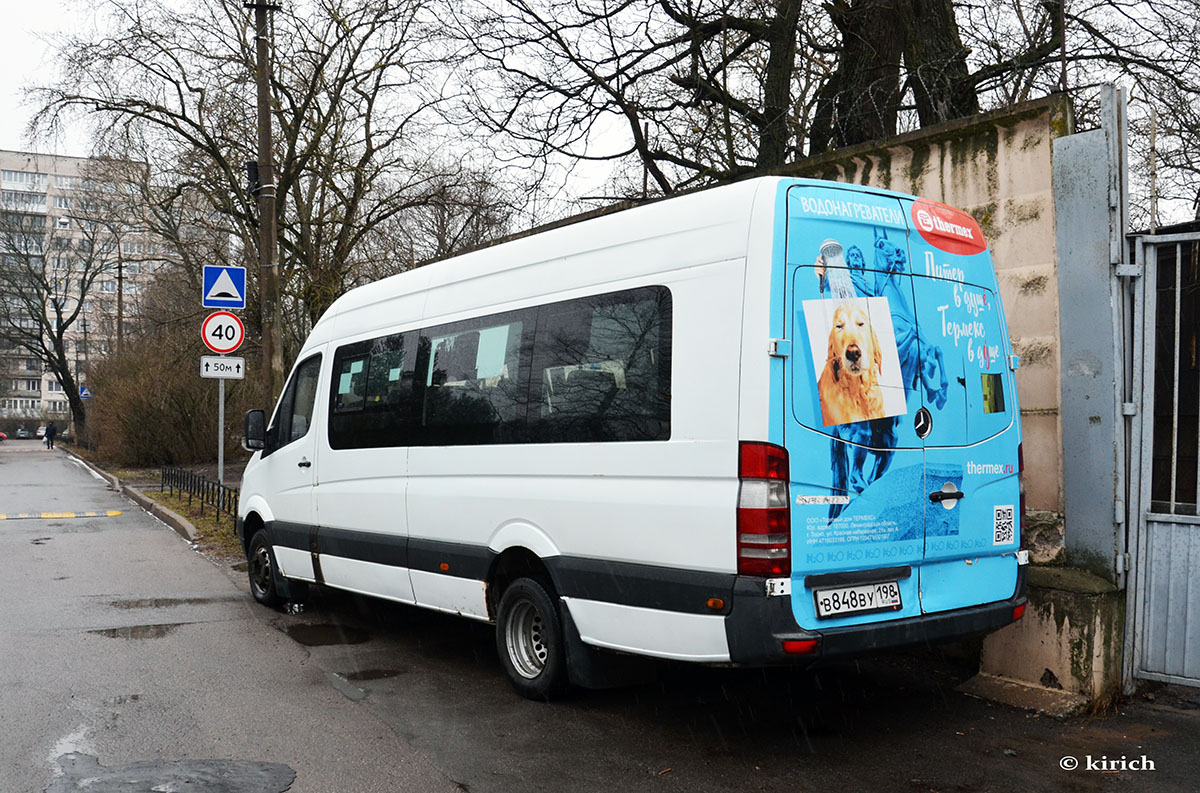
[243,409,266,451]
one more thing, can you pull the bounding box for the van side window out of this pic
[529,286,671,443]
[419,309,534,445]
[329,331,417,449]
[267,354,322,451]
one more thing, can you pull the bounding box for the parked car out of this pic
[15,427,30,439]
[36,425,46,438]
[0,431,6,442]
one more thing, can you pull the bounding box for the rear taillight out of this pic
[738,441,790,577]
[782,639,819,655]
[1018,443,1026,545]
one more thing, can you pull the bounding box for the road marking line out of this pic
[0,510,122,521]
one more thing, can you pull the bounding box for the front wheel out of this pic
[495,577,569,700]
[247,529,283,609]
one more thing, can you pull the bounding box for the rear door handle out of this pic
[929,489,964,503]
[298,458,312,468]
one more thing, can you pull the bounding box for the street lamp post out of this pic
[244,2,283,405]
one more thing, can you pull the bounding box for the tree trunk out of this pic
[756,0,804,169]
[900,0,979,125]
[823,0,905,150]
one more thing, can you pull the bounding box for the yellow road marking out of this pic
[0,510,122,521]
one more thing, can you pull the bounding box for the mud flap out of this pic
[274,571,309,604]
[263,538,308,604]
[558,603,657,689]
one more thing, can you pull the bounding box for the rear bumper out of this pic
[725,563,1028,664]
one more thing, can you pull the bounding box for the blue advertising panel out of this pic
[785,185,926,629]
[781,183,1021,630]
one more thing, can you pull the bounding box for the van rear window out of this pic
[981,373,1005,414]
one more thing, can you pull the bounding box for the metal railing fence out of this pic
[160,466,239,526]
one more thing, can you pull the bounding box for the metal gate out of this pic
[1128,231,1200,686]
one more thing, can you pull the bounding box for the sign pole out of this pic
[218,376,226,485]
[201,303,246,487]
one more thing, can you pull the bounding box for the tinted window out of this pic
[419,309,534,445]
[321,286,672,449]
[529,286,671,443]
[329,332,417,449]
[268,354,322,452]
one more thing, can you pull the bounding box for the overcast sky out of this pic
[1,1,86,156]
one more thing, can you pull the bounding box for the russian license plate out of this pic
[814,581,902,619]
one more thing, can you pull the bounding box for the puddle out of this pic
[341,668,408,681]
[89,624,184,640]
[284,623,371,646]
[108,596,239,609]
[47,753,295,793]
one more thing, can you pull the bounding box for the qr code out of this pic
[993,505,1015,545]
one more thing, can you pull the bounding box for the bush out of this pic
[86,328,268,466]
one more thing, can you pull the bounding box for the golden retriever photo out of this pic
[817,302,887,425]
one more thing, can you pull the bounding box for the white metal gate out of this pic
[1128,231,1200,686]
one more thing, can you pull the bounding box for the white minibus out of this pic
[239,176,1029,698]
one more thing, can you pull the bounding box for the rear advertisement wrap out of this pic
[905,198,1020,613]
[786,187,924,628]
[783,185,1020,629]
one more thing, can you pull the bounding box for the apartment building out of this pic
[0,149,161,421]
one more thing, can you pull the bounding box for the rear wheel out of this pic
[495,577,568,700]
[247,529,283,609]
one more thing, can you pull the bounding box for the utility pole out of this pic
[245,2,283,404]
[116,257,124,354]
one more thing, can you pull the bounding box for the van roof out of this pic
[308,176,936,347]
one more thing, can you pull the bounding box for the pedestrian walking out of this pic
[45,421,57,450]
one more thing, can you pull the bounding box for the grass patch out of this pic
[145,489,244,560]
[110,467,159,482]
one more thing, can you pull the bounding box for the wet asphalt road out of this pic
[3,440,1199,792]
[0,441,455,793]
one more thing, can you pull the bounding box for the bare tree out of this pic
[446,0,841,196]
[0,167,139,432]
[958,0,1200,224]
[447,0,1066,191]
[35,0,519,373]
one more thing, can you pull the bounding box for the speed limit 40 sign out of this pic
[201,311,246,354]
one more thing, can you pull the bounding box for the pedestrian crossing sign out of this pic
[202,265,247,309]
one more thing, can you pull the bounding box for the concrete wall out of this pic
[981,567,1124,707]
[781,96,1074,524]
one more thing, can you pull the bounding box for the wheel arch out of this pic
[240,510,266,555]
[486,547,559,620]
[486,522,562,618]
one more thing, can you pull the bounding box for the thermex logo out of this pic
[912,199,987,256]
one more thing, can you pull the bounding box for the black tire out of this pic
[247,529,284,609]
[495,577,569,700]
